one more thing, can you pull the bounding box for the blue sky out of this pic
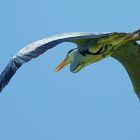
[0,0,140,140]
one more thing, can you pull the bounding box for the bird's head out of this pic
[55,48,103,73]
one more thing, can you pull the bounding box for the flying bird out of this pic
[0,29,140,99]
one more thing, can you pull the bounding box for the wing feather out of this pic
[0,32,107,92]
[111,42,140,99]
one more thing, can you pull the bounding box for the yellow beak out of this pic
[55,57,70,72]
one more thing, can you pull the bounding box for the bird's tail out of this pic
[0,58,22,92]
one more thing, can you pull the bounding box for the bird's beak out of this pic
[55,57,70,72]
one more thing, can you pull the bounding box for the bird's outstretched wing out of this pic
[0,32,108,92]
[111,41,140,99]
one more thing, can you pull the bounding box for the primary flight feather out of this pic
[0,29,140,99]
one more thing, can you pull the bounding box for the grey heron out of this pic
[0,29,140,99]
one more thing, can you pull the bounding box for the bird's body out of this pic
[0,29,140,100]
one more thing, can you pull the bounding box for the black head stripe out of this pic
[68,48,77,54]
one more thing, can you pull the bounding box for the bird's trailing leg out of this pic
[128,28,140,42]
[132,29,140,40]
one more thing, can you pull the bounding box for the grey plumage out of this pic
[0,30,140,100]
